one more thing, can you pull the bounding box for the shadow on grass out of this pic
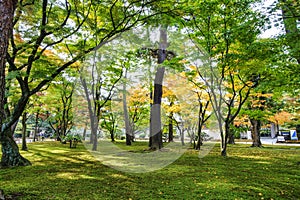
[0,141,299,199]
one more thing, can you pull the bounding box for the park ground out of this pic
[0,141,299,200]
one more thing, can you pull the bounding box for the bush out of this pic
[61,133,82,148]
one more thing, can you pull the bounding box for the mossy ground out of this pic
[0,141,299,199]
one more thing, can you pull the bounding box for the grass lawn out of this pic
[0,141,299,200]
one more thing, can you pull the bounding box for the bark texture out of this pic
[1,129,31,167]
[149,27,168,150]
[0,0,31,167]
[122,72,132,145]
[21,112,28,151]
[250,119,262,147]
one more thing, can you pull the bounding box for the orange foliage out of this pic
[268,111,293,125]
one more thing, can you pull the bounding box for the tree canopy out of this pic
[1,0,300,167]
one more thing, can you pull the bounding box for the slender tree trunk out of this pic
[82,123,87,141]
[122,71,132,145]
[81,75,98,150]
[196,104,203,150]
[195,126,202,150]
[21,112,28,151]
[180,129,185,146]
[91,117,98,151]
[250,118,262,147]
[221,123,230,156]
[221,135,228,156]
[34,111,39,142]
[168,113,174,142]
[227,123,235,144]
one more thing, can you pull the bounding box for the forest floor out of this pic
[0,141,299,200]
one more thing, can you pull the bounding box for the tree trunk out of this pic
[250,118,262,147]
[149,26,168,150]
[196,104,203,150]
[0,0,13,128]
[180,129,185,146]
[1,128,31,167]
[221,134,228,156]
[110,131,115,142]
[91,119,98,151]
[80,75,98,150]
[82,123,87,141]
[221,124,230,156]
[150,67,165,150]
[0,0,30,167]
[34,111,39,142]
[122,71,132,145]
[228,133,235,144]
[195,127,202,150]
[21,112,28,151]
[227,124,235,144]
[168,113,174,142]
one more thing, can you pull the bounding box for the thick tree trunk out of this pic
[0,0,30,167]
[21,112,28,151]
[250,118,262,147]
[1,128,31,167]
[149,27,168,150]
[110,131,115,142]
[150,67,165,150]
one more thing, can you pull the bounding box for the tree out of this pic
[1,0,169,167]
[122,69,133,145]
[127,85,150,138]
[247,93,273,147]
[162,85,180,142]
[0,0,30,167]
[101,100,120,142]
[279,0,300,64]
[149,25,169,150]
[181,0,263,156]
[46,72,76,141]
[80,55,123,151]
[20,112,28,151]
[184,66,212,149]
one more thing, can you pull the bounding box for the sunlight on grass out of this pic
[236,155,273,160]
[0,141,299,199]
[56,172,79,180]
[84,140,189,173]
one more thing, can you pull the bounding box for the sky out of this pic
[258,0,283,38]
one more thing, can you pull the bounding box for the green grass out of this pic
[0,141,299,200]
